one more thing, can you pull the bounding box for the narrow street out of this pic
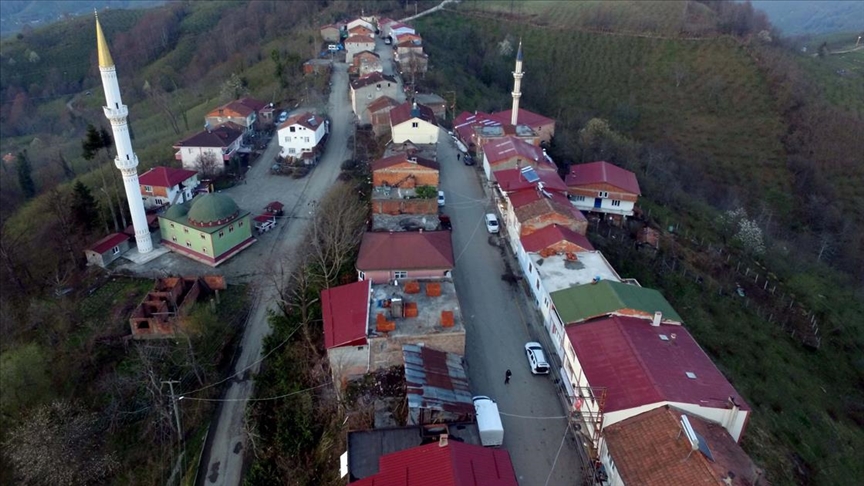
[437,134,585,485]
[194,62,352,486]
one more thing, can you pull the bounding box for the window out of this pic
[284,136,289,142]
[202,247,207,254]
[611,200,621,207]
[187,148,193,154]
[229,225,234,233]
[598,191,609,198]
[290,127,296,133]
[394,271,408,279]
[376,83,381,89]
[171,235,177,242]
[575,195,586,202]
[183,228,189,234]
[200,233,205,239]
[144,185,153,193]
[155,198,164,205]
[112,246,120,255]
[238,221,243,228]
[170,223,175,229]
[288,148,296,154]
[412,122,419,128]
[304,137,310,143]
[544,297,549,309]
[185,241,192,248]
[219,230,224,238]
[528,263,533,274]
[359,271,366,280]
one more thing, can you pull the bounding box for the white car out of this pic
[485,213,499,234]
[524,342,550,374]
[437,191,445,207]
[277,111,288,123]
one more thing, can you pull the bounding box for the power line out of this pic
[500,411,568,420]
[179,382,331,403]
[544,423,571,486]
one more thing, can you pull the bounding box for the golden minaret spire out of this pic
[95,11,114,68]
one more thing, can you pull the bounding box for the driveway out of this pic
[437,133,587,485]
[188,62,353,486]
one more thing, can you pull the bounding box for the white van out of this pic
[473,396,504,447]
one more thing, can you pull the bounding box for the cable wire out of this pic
[544,423,571,486]
[179,382,331,403]
[500,411,569,420]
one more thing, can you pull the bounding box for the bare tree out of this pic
[307,183,368,288]
[45,189,79,268]
[143,80,181,135]
[0,218,32,292]
[272,256,321,354]
[195,151,221,179]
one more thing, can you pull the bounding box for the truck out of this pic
[473,396,504,447]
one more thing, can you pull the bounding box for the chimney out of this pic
[652,311,662,326]
[438,434,449,447]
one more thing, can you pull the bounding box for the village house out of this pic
[365,96,400,136]
[319,23,341,42]
[508,187,589,238]
[560,315,750,453]
[84,233,130,268]
[396,50,429,75]
[489,108,556,144]
[371,152,440,217]
[321,278,465,383]
[205,97,270,134]
[413,93,447,120]
[551,279,682,327]
[138,166,199,209]
[395,38,424,56]
[158,193,255,266]
[352,50,383,76]
[356,231,454,282]
[277,111,328,159]
[566,161,641,219]
[347,17,376,35]
[386,21,415,40]
[454,111,541,156]
[390,101,439,144]
[344,35,376,63]
[600,406,760,486]
[482,136,554,181]
[348,24,374,37]
[303,59,332,76]
[128,275,226,339]
[394,32,422,45]
[350,436,518,486]
[350,72,400,122]
[174,122,244,175]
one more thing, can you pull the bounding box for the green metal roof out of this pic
[187,193,240,226]
[550,280,683,324]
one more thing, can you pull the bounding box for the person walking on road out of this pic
[505,369,512,384]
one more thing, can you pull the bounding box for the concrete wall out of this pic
[368,331,465,371]
[373,167,439,188]
[84,239,131,268]
[352,82,401,119]
[520,211,588,237]
[371,198,438,215]
[361,268,451,284]
[329,345,370,387]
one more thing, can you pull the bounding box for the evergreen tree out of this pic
[81,124,103,161]
[70,181,100,232]
[15,151,35,199]
[99,127,113,151]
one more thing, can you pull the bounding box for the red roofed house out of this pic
[600,406,761,486]
[352,439,518,486]
[205,97,270,133]
[371,153,440,216]
[482,136,552,181]
[508,188,588,239]
[320,23,341,42]
[347,17,376,34]
[174,122,244,175]
[352,50,383,76]
[322,279,372,384]
[356,231,454,283]
[277,112,328,159]
[345,35,376,63]
[489,108,556,144]
[350,72,401,121]
[566,161,641,219]
[365,96,400,136]
[562,315,750,457]
[348,24,374,37]
[84,233,130,268]
[390,101,438,144]
[138,166,199,209]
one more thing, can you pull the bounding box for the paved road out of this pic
[193,62,353,486]
[437,134,585,486]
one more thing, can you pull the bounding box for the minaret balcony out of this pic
[103,105,128,120]
[114,154,140,171]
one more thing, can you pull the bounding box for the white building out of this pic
[344,35,376,63]
[277,112,328,158]
[565,161,641,218]
[390,101,438,144]
[138,166,199,209]
[173,122,244,175]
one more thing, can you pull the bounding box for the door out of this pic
[594,198,602,208]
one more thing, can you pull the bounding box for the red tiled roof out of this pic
[321,280,371,349]
[520,224,594,253]
[279,112,325,131]
[175,123,243,149]
[453,111,499,144]
[566,316,749,413]
[352,440,518,486]
[88,233,129,254]
[494,166,566,193]
[207,100,254,119]
[320,23,340,30]
[511,189,587,225]
[372,153,439,172]
[482,136,543,165]
[345,35,375,45]
[237,97,267,112]
[357,231,454,271]
[351,72,398,90]
[604,406,759,486]
[565,161,641,195]
[389,101,437,127]
[123,214,159,237]
[489,108,555,128]
[366,96,400,114]
[139,167,198,188]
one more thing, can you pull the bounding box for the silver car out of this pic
[524,342,550,374]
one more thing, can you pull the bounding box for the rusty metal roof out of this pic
[402,344,473,415]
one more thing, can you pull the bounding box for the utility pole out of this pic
[163,380,183,444]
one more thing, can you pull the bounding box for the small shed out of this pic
[402,344,474,425]
[85,233,130,268]
[265,201,284,216]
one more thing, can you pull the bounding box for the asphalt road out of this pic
[194,61,353,486]
[437,134,585,486]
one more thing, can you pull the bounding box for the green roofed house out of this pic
[158,193,255,266]
[550,280,683,326]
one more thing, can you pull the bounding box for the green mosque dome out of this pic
[186,193,240,227]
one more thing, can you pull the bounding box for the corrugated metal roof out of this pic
[402,344,473,416]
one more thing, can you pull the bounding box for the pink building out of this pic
[356,231,454,283]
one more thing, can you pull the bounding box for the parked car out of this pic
[524,342,550,374]
[437,191,445,207]
[485,213,499,234]
[463,154,475,166]
[439,214,452,230]
[277,111,288,123]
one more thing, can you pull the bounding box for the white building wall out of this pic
[599,440,626,486]
[278,122,327,157]
[392,119,438,144]
[570,196,635,217]
[179,146,228,174]
[345,41,375,63]
[328,345,370,385]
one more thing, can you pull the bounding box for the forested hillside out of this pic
[416,1,864,485]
